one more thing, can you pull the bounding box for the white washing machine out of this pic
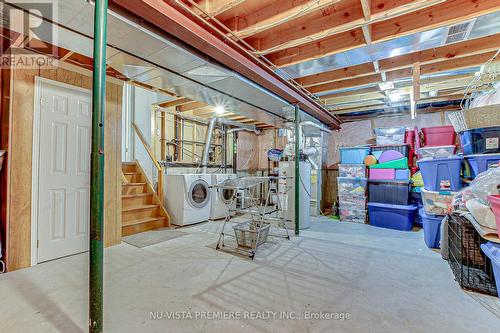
[210,174,237,220]
[163,174,212,226]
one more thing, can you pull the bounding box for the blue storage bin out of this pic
[419,209,442,248]
[417,156,463,191]
[339,147,371,164]
[459,126,500,155]
[465,154,500,178]
[480,242,500,301]
[368,202,417,231]
[395,169,410,180]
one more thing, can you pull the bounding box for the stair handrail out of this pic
[131,122,164,203]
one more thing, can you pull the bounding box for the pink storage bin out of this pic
[487,195,500,240]
[422,126,456,147]
[369,168,395,180]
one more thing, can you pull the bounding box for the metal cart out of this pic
[214,176,291,259]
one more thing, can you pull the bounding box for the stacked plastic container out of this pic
[460,126,500,179]
[338,146,370,223]
[367,127,417,231]
[417,125,461,248]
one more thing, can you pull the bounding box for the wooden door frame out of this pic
[31,76,91,266]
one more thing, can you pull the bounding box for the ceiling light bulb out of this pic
[215,106,225,114]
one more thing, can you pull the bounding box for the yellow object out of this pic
[411,171,424,187]
[364,155,377,166]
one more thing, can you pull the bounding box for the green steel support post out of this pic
[294,105,300,236]
[89,1,108,332]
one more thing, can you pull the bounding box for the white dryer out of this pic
[163,174,212,226]
[210,174,237,220]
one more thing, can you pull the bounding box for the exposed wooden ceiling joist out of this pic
[194,0,246,16]
[296,33,500,87]
[228,0,341,39]
[177,101,208,112]
[313,50,499,94]
[158,97,193,108]
[263,0,500,67]
[372,0,500,43]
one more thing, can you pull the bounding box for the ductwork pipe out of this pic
[299,121,332,134]
[201,117,217,174]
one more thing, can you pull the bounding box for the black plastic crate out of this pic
[459,126,500,155]
[368,180,411,205]
[370,144,410,158]
[447,213,497,296]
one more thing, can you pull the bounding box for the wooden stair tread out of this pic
[122,204,158,212]
[123,172,141,175]
[122,182,146,186]
[122,216,165,227]
[122,193,152,198]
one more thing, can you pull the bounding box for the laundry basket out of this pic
[233,221,270,248]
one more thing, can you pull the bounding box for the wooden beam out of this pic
[231,0,341,38]
[313,51,500,94]
[297,33,500,87]
[158,97,192,108]
[297,62,376,87]
[252,0,443,58]
[266,28,366,67]
[177,101,208,112]
[360,0,371,21]
[308,73,382,94]
[412,62,421,101]
[372,0,500,43]
[194,0,246,16]
[323,91,386,105]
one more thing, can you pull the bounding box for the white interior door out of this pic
[36,80,91,263]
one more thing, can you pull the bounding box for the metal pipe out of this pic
[89,1,107,332]
[201,117,217,174]
[294,105,300,236]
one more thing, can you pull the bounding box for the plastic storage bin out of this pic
[339,147,371,164]
[337,177,367,197]
[459,126,500,155]
[465,154,500,178]
[370,144,410,158]
[422,126,456,146]
[395,169,410,180]
[405,130,416,149]
[417,145,457,159]
[369,157,408,169]
[487,195,500,240]
[480,242,500,300]
[417,156,462,191]
[421,188,456,216]
[369,168,395,180]
[374,127,406,145]
[368,180,411,205]
[338,195,367,207]
[419,209,442,248]
[368,203,417,231]
[339,164,366,178]
[339,207,366,224]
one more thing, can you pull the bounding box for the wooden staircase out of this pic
[121,161,170,236]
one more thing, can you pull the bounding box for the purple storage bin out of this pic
[369,168,395,180]
[368,202,417,231]
[465,154,500,178]
[395,169,410,180]
[480,242,500,301]
[417,156,463,191]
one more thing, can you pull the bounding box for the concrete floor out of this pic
[0,217,499,332]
